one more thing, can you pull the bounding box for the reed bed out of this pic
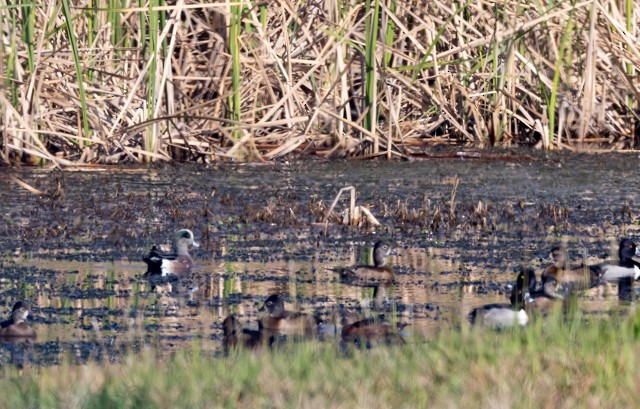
[3,311,640,408]
[1,1,639,165]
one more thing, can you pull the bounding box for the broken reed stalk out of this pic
[1,1,640,165]
[322,186,380,227]
[323,186,356,225]
[449,176,459,220]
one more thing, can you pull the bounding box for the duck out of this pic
[541,244,600,292]
[468,268,533,328]
[332,241,395,286]
[340,310,405,348]
[258,294,320,337]
[143,229,199,276]
[589,238,640,283]
[520,266,573,316]
[0,302,36,338]
[222,315,265,352]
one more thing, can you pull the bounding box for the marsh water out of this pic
[1,151,639,365]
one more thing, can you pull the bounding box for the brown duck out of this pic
[334,241,395,286]
[258,294,320,337]
[0,302,36,338]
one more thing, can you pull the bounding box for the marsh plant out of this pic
[3,310,640,408]
[1,1,639,165]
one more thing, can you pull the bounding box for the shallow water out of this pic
[1,151,640,364]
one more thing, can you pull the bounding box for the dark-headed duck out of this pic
[590,239,640,283]
[468,268,532,328]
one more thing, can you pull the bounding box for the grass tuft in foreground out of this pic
[3,309,640,408]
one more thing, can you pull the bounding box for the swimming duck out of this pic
[222,315,265,352]
[468,268,533,328]
[0,302,36,338]
[340,310,405,348]
[333,241,395,285]
[258,294,320,337]
[143,229,199,276]
[541,244,600,292]
[518,266,573,316]
[590,238,640,283]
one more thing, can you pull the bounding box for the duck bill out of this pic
[191,241,200,248]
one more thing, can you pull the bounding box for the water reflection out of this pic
[2,155,639,365]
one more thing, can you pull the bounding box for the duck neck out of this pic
[175,241,190,255]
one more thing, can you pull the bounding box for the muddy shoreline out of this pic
[1,151,639,365]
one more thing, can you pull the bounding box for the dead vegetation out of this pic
[1,1,640,165]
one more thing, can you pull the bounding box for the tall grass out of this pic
[3,311,640,407]
[61,0,89,146]
[229,1,243,147]
[1,1,640,164]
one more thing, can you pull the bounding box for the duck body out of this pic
[339,265,394,285]
[469,268,533,328]
[0,302,36,338]
[222,315,265,352]
[589,239,640,283]
[470,307,529,329]
[340,311,405,348]
[258,294,320,337]
[542,245,600,292]
[525,266,571,316]
[335,241,395,286]
[143,229,199,277]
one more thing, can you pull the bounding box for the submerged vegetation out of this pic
[4,311,640,408]
[1,1,640,165]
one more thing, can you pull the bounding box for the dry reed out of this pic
[1,0,639,165]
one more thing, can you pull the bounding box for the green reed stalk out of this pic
[260,2,267,30]
[548,6,575,149]
[61,0,89,145]
[364,0,381,150]
[22,1,34,74]
[229,2,242,143]
[489,3,500,145]
[1,4,18,108]
[108,0,121,53]
[382,0,396,68]
[138,0,148,57]
[409,8,461,81]
[146,2,157,157]
[86,1,98,82]
[87,0,94,47]
[144,0,165,159]
[625,0,633,108]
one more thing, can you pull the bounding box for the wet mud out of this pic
[1,150,640,365]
